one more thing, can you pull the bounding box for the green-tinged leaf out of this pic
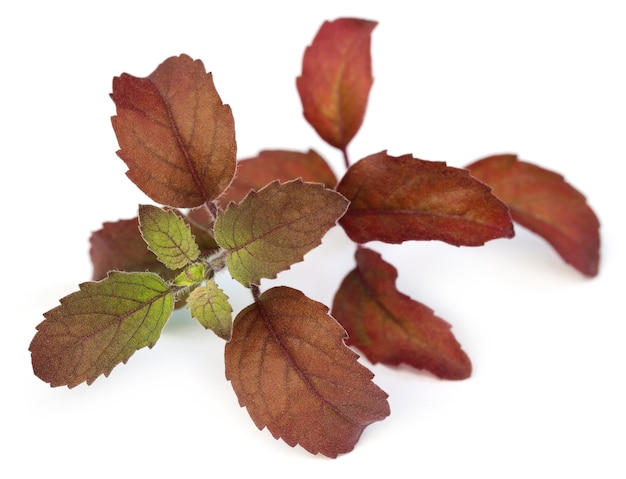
[337,151,514,246]
[90,217,171,281]
[297,18,377,150]
[111,54,236,208]
[225,286,390,457]
[186,279,232,340]
[174,262,206,286]
[466,154,601,276]
[332,248,471,379]
[213,179,349,286]
[138,204,200,270]
[217,149,338,206]
[90,214,217,281]
[30,272,174,388]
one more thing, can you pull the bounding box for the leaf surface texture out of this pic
[218,149,337,206]
[138,204,200,270]
[225,287,390,457]
[30,272,174,387]
[337,151,514,245]
[187,279,233,340]
[111,54,236,207]
[89,215,217,281]
[332,248,471,379]
[467,154,600,276]
[214,179,349,286]
[297,18,376,149]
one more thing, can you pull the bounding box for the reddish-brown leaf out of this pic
[225,286,390,457]
[217,149,338,206]
[90,215,217,281]
[466,154,601,276]
[332,247,471,379]
[296,18,377,150]
[337,151,514,245]
[111,54,236,208]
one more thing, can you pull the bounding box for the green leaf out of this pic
[174,262,206,286]
[30,272,174,388]
[90,214,218,282]
[90,217,173,281]
[213,179,349,286]
[138,204,200,270]
[186,279,233,340]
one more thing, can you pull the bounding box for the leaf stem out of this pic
[206,249,228,274]
[205,201,219,221]
[172,284,191,302]
[342,148,350,170]
[250,283,261,303]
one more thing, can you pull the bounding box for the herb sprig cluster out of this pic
[30,17,600,458]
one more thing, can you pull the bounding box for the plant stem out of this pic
[342,148,350,170]
[207,249,228,274]
[250,283,261,303]
[205,201,219,220]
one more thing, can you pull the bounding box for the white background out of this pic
[2,1,624,477]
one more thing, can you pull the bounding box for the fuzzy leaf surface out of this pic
[225,286,390,457]
[186,279,232,340]
[90,216,217,281]
[332,248,471,379]
[138,204,200,270]
[111,54,236,208]
[337,151,514,245]
[174,262,206,286]
[296,18,376,150]
[30,272,174,388]
[218,149,337,206]
[90,218,169,281]
[214,179,349,286]
[466,154,601,276]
